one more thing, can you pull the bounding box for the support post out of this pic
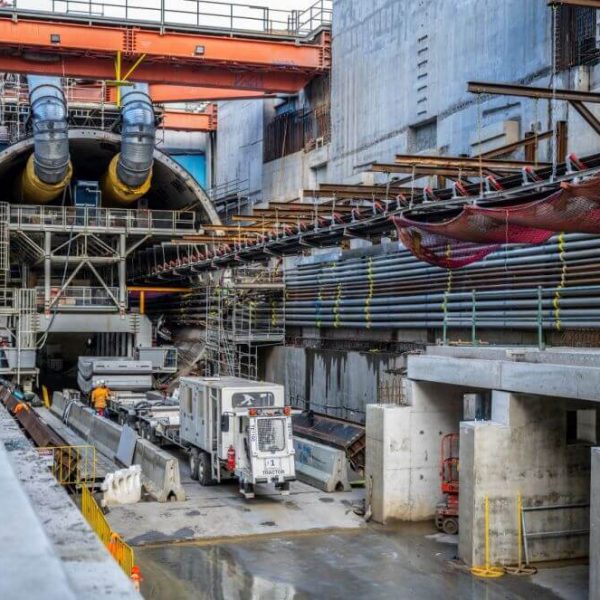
[119,234,126,316]
[44,231,51,316]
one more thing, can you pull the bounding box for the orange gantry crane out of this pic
[0,14,331,94]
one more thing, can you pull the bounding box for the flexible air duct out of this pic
[102,84,155,205]
[16,75,72,203]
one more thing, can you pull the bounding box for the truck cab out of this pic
[179,376,296,498]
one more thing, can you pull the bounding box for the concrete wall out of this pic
[366,381,463,523]
[215,100,266,203]
[263,345,404,423]
[459,392,592,566]
[591,447,600,600]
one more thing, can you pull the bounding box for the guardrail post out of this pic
[471,289,477,346]
[537,286,545,351]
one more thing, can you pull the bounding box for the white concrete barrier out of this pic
[101,465,142,507]
[294,437,351,493]
[51,391,185,503]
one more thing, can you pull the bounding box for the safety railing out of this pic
[0,0,332,38]
[37,444,97,486]
[9,204,196,234]
[81,485,135,577]
[37,286,120,311]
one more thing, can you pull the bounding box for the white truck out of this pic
[179,376,296,498]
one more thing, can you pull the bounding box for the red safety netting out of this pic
[393,176,600,268]
[395,227,500,269]
[470,175,600,233]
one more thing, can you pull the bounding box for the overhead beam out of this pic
[393,154,551,171]
[148,85,273,104]
[0,17,329,71]
[0,54,310,93]
[480,130,553,158]
[160,106,217,132]
[368,164,499,176]
[468,81,600,103]
[548,1,600,8]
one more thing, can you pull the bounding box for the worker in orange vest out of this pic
[91,381,110,417]
[130,565,143,592]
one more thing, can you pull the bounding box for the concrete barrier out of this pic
[294,437,351,493]
[50,391,185,503]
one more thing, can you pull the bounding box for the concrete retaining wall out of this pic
[51,392,185,502]
[591,448,600,600]
[264,346,404,424]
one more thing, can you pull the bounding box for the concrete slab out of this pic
[106,448,364,545]
[0,405,139,599]
[408,353,600,402]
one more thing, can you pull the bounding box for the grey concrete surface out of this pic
[366,380,463,523]
[459,394,590,566]
[0,404,139,598]
[407,353,600,402]
[591,448,600,600]
[106,447,364,546]
[134,522,587,600]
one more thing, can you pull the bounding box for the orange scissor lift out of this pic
[435,433,459,535]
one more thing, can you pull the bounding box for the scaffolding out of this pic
[203,266,285,380]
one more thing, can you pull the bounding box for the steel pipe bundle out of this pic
[285,233,600,330]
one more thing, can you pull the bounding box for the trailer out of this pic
[179,376,296,498]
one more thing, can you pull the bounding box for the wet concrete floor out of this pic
[135,522,586,600]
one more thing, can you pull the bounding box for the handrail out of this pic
[8,203,195,234]
[0,0,332,39]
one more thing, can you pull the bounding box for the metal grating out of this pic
[257,418,286,453]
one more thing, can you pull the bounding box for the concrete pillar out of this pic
[459,391,591,567]
[365,381,463,524]
[591,448,600,600]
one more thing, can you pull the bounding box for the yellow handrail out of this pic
[81,486,135,577]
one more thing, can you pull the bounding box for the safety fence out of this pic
[37,444,97,486]
[81,485,135,578]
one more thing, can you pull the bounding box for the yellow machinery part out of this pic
[17,154,73,204]
[101,153,152,206]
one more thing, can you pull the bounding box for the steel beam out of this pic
[570,101,600,136]
[148,85,272,103]
[161,106,217,132]
[393,154,551,171]
[480,130,553,158]
[0,54,311,93]
[368,164,497,176]
[548,1,600,8]
[468,81,600,103]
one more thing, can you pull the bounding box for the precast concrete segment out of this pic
[591,448,600,600]
[0,403,140,598]
[407,353,600,402]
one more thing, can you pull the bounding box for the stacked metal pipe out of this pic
[285,234,600,330]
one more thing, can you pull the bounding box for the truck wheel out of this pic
[189,448,199,481]
[442,517,458,535]
[198,451,215,486]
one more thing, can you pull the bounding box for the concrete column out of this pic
[365,381,463,524]
[591,448,600,600]
[459,391,591,567]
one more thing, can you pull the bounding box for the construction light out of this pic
[50,34,61,44]
[194,45,205,56]
[248,407,257,417]
[283,406,291,416]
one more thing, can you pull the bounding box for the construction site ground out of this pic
[105,447,365,546]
